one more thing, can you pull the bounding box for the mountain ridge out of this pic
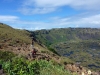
[32,27,100,71]
[0,23,99,75]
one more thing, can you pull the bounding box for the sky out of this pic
[0,0,100,30]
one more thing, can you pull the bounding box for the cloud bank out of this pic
[19,0,100,15]
[1,14,100,30]
[0,15,19,22]
[1,0,100,30]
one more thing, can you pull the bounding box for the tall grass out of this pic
[0,57,77,75]
[0,23,31,45]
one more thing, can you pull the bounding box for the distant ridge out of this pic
[0,23,99,74]
[32,28,100,71]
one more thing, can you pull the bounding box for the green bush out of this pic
[0,51,15,61]
[0,57,76,75]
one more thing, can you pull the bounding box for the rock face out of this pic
[64,64,100,75]
[0,69,5,75]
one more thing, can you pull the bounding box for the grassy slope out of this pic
[33,28,100,46]
[0,23,75,75]
[33,28,100,71]
[0,23,31,44]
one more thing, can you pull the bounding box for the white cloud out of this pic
[48,14,100,28]
[19,7,56,14]
[19,0,100,14]
[0,15,19,22]
[76,14,100,25]
[1,14,100,30]
[0,15,49,30]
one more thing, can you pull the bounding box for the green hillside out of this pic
[33,28,100,71]
[0,23,31,49]
[0,23,75,75]
[0,50,74,75]
[33,28,100,46]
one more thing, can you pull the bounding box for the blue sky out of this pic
[0,0,100,30]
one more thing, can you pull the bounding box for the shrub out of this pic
[0,57,76,75]
[0,51,15,61]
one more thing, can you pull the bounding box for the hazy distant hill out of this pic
[33,28,100,46]
[33,28,100,71]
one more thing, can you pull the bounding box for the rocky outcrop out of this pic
[64,64,100,75]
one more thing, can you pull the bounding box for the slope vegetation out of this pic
[0,23,76,75]
[33,28,100,71]
[0,23,99,74]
